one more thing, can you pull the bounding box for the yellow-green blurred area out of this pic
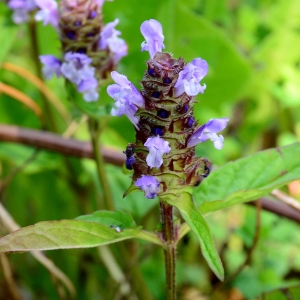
[1,0,300,299]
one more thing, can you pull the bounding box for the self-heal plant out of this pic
[108,19,229,298]
[38,0,127,102]
[2,4,300,299]
[108,19,229,200]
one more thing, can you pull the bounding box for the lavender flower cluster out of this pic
[40,52,99,101]
[8,0,58,25]
[107,19,229,199]
[8,0,127,102]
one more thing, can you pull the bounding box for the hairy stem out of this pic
[28,20,57,132]
[88,118,114,211]
[160,202,176,300]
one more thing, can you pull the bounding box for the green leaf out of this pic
[0,219,163,253]
[164,192,224,281]
[195,142,300,214]
[75,210,137,230]
[159,2,251,109]
[0,14,18,64]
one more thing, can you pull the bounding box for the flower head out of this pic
[187,118,229,149]
[60,52,98,101]
[39,55,62,79]
[135,175,160,199]
[107,71,145,127]
[140,19,165,59]
[35,0,59,27]
[174,58,208,97]
[99,19,128,64]
[144,136,171,168]
[8,0,36,24]
[108,19,229,202]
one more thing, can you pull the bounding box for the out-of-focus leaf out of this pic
[75,210,136,230]
[0,144,58,173]
[0,15,18,64]
[195,142,300,214]
[234,267,300,299]
[159,2,251,109]
[0,219,163,253]
[164,192,224,281]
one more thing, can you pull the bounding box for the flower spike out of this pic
[108,19,229,200]
[140,19,165,59]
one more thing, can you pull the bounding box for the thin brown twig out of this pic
[1,125,300,224]
[271,189,300,212]
[0,253,22,300]
[0,124,125,166]
[248,198,300,224]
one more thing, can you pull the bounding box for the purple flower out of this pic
[99,19,128,64]
[107,71,145,127]
[144,136,171,168]
[60,52,95,84]
[8,0,36,24]
[174,58,208,97]
[135,175,160,199]
[39,55,62,79]
[35,0,59,28]
[77,78,99,102]
[140,19,165,59]
[187,118,229,149]
[59,52,99,102]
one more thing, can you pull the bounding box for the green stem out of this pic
[88,118,114,211]
[160,201,176,300]
[28,19,57,132]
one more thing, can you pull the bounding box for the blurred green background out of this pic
[1,0,300,299]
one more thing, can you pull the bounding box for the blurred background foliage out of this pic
[1,0,300,299]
